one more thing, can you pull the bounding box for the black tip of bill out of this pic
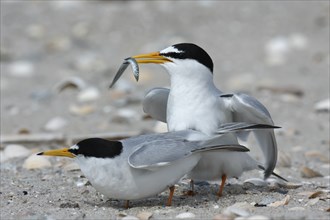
[36,152,44,156]
[109,57,139,89]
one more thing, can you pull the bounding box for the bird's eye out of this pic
[68,148,78,155]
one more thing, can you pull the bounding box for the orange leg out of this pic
[166,186,175,206]
[125,200,130,209]
[217,174,227,197]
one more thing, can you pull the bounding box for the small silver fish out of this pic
[109,57,139,88]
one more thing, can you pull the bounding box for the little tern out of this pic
[110,43,280,189]
[38,123,279,207]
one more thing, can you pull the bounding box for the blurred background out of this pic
[1,1,329,151]
[1,2,329,218]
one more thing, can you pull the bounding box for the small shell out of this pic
[44,116,67,131]
[69,104,95,116]
[53,76,87,92]
[8,61,34,77]
[314,99,330,112]
[77,87,100,102]
[223,202,253,217]
[300,166,323,178]
[306,198,319,206]
[175,212,196,219]
[3,144,31,161]
[244,178,267,187]
[212,214,234,220]
[288,207,305,211]
[136,211,153,220]
[268,195,290,207]
[247,215,270,220]
[277,182,302,189]
[121,216,139,220]
[23,154,51,170]
[308,191,325,199]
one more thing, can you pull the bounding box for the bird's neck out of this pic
[167,70,221,134]
[169,70,218,97]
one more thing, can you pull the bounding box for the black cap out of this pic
[160,43,214,73]
[69,138,123,159]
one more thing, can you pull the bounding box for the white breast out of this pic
[75,153,201,200]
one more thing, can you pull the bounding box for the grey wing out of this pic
[143,87,169,123]
[220,93,278,179]
[216,122,279,134]
[128,140,193,170]
[128,137,250,170]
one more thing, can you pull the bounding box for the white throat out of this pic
[163,60,226,134]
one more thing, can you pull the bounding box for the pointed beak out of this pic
[37,148,75,158]
[131,52,172,64]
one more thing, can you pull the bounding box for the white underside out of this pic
[75,154,201,200]
[187,151,258,181]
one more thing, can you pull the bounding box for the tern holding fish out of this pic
[110,43,284,195]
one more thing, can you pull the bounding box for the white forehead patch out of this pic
[160,46,183,54]
[70,144,79,150]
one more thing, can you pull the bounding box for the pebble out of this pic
[77,87,100,102]
[23,154,51,170]
[265,34,307,66]
[265,36,290,65]
[175,212,196,219]
[289,33,308,49]
[300,166,323,178]
[72,22,89,38]
[212,214,234,220]
[247,215,270,220]
[314,99,330,112]
[223,202,253,217]
[8,61,34,77]
[1,144,31,162]
[26,24,44,39]
[59,202,80,208]
[76,180,89,187]
[288,207,306,211]
[69,104,95,116]
[46,37,71,52]
[121,216,139,220]
[136,211,153,220]
[306,198,320,206]
[44,116,68,131]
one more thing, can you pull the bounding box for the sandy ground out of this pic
[1,1,329,219]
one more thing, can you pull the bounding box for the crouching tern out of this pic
[110,43,280,183]
[38,123,279,207]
